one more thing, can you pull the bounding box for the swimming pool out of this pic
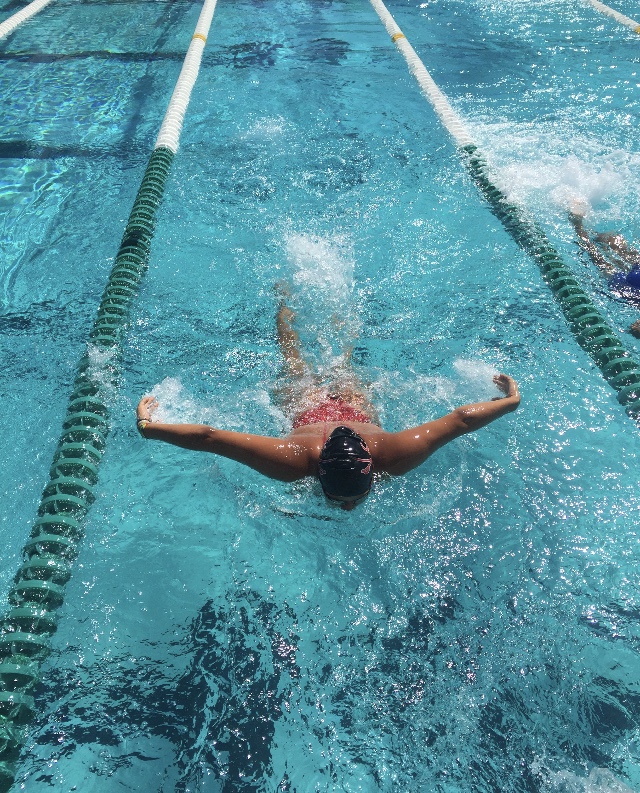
[1,0,639,790]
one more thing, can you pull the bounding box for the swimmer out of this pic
[569,210,640,338]
[136,295,520,510]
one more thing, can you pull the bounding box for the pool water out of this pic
[1,0,640,790]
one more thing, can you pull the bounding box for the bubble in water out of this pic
[241,115,289,140]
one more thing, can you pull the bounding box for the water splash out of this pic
[84,342,119,400]
[537,765,638,793]
[496,151,630,216]
[146,376,285,435]
[145,377,201,424]
[453,358,500,400]
[467,118,640,226]
[287,232,354,304]
[283,232,361,366]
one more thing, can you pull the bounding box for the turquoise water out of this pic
[1,0,640,790]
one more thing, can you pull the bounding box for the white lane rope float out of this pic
[583,0,640,34]
[155,4,217,152]
[0,0,55,41]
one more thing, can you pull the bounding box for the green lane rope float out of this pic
[368,0,640,417]
[0,0,56,41]
[0,0,218,789]
[584,0,640,34]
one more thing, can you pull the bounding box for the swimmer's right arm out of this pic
[135,396,312,482]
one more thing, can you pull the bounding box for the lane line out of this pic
[0,1,218,789]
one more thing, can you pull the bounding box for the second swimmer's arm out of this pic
[569,212,619,276]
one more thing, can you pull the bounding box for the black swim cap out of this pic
[318,426,373,498]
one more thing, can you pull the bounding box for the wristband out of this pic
[137,418,150,436]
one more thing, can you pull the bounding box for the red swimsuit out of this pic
[292,400,372,429]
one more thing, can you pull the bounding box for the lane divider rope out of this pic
[368,0,640,416]
[369,0,474,148]
[584,0,640,33]
[0,0,55,41]
[155,0,216,153]
[0,0,218,789]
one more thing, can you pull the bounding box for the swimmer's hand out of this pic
[492,374,520,405]
[137,395,159,422]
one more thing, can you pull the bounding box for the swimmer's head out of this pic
[318,426,373,509]
[629,320,640,338]
[626,267,640,290]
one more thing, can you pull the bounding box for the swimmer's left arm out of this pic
[375,374,520,476]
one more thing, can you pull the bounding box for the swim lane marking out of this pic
[368,0,640,415]
[0,0,55,41]
[155,2,216,153]
[0,0,218,789]
[369,0,474,148]
[584,0,640,34]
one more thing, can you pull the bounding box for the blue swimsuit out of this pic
[610,267,640,302]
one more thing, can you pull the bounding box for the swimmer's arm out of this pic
[594,232,639,268]
[569,212,618,275]
[136,398,311,481]
[376,374,521,476]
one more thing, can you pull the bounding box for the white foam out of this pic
[146,377,201,424]
[539,766,637,793]
[282,231,362,364]
[287,232,355,300]
[252,385,288,430]
[466,119,640,225]
[146,377,285,433]
[453,358,500,399]
[498,155,626,218]
[85,343,118,400]
[496,152,628,215]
